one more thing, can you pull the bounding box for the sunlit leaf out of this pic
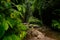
[16,5,22,11]
[20,31,27,40]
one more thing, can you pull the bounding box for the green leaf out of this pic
[52,20,60,29]
[16,5,24,18]
[22,6,26,13]
[20,31,27,40]
[22,4,26,13]
[3,34,20,40]
[1,19,9,31]
[0,21,5,38]
[16,5,22,11]
[18,23,28,31]
[6,0,10,2]
[31,5,35,12]
[3,36,12,40]
[11,34,20,40]
[10,9,23,19]
[4,2,11,8]
[28,16,42,25]
[7,18,16,28]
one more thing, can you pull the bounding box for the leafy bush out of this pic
[52,20,60,29]
[0,0,28,40]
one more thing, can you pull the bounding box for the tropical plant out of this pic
[0,0,28,40]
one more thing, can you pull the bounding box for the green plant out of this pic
[0,0,28,40]
[52,20,60,29]
[28,16,42,26]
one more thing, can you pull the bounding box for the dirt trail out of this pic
[24,23,60,40]
[25,28,56,40]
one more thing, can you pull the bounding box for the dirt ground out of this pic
[24,23,60,40]
[25,28,56,40]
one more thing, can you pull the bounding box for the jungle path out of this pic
[24,23,60,40]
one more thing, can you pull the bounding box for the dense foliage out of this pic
[0,0,28,40]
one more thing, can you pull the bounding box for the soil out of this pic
[24,23,60,40]
[25,28,56,40]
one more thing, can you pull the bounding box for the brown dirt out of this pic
[25,28,56,40]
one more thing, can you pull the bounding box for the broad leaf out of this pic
[1,19,9,31]
[3,34,20,40]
